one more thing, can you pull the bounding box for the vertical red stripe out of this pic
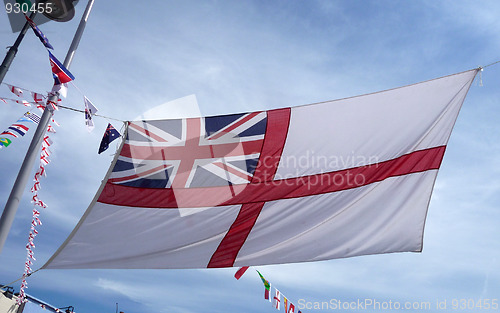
[207,202,264,268]
[252,108,292,183]
[207,108,291,267]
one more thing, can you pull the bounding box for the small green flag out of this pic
[256,270,270,290]
[0,137,12,148]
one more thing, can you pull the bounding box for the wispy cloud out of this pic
[1,1,499,313]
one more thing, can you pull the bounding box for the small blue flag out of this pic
[25,14,54,50]
[99,123,121,154]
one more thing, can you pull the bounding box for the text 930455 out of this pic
[5,1,53,14]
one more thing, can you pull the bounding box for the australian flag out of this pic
[25,14,54,50]
[99,123,121,154]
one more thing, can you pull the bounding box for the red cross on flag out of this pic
[273,289,281,310]
[42,69,478,269]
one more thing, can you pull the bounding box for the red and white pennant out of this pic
[17,127,58,305]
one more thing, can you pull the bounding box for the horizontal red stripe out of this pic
[98,146,446,208]
[12,124,29,131]
[121,139,263,161]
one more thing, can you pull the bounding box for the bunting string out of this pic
[0,111,42,149]
[481,59,500,69]
[1,82,124,123]
[2,16,122,303]
[234,267,304,313]
[8,16,63,301]
[16,118,58,305]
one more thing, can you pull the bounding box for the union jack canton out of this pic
[109,112,268,190]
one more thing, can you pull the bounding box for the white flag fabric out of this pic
[51,83,67,98]
[43,69,478,269]
[84,96,98,132]
[7,84,23,97]
[31,92,45,104]
[273,289,281,310]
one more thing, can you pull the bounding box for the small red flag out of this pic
[234,266,249,280]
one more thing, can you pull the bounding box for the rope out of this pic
[481,59,500,69]
[1,82,125,123]
[0,82,40,94]
[69,81,84,95]
[57,103,125,122]
[474,59,500,87]
[67,82,125,121]
[0,268,41,290]
[0,99,125,123]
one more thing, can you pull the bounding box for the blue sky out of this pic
[1,1,499,312]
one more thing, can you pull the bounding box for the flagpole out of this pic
[0,0,96,254]
[0,11,37,85]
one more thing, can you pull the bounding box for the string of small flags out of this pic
[1,82,111,132]
[1,81,103,132]
[24,294,75,313]
[25,12,73,100]
[2,14,118,132]
[1,81,123,154]
[1,82,60,108]
[3,14,115,136]
[234,267,304,313]
[0,84,61,149]
[14,15,64,305]
[1,83,48,108]
[9,16,124,303]
[0,50,71,110]
[16,113,59,306]
[0,111,41,149]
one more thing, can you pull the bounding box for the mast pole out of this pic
[0,11,37,84]
[0,0,96,254]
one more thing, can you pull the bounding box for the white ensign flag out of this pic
[43,69,478,269]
